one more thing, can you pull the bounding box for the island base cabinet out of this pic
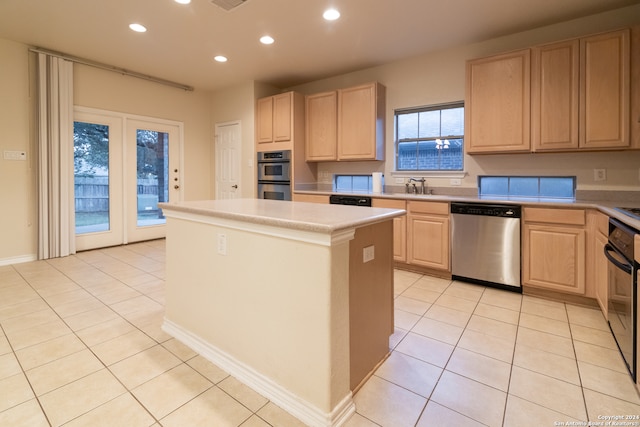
[348,221,394,391]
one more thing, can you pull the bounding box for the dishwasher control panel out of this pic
[450,202,521,218]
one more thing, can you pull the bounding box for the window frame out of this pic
[394,101,465,174]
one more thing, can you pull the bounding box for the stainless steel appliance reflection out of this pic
[257,150,291,201]
[605,218,638,381]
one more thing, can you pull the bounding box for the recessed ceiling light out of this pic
[260,35,275,45]
[323,8,340,21]
[129,23,147,33]
[175,0,191,4]
[214,55,228,62]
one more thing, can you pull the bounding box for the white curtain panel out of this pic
[37,53,75,259]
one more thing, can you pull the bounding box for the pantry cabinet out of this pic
[523,207,586,295]
[305,91,337,161]
[407,201,450,271]
[372,198,407,262]
[256,91,305,152]
[465,49,531,153]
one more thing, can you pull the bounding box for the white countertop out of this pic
[159,198,406,234]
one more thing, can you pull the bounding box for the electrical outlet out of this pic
[450,178,461,186]
[363,245,375,263]
[217,233,227,255]
[593,169,606,182]
[394,177,405,184]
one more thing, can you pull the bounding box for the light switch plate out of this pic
[217,233,227,255]
[3,151,26,161]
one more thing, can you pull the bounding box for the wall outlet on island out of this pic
[363,245,375,263]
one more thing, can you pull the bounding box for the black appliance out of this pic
[329,195,372,207]
[605,218,638,381]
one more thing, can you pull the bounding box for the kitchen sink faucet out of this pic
[406,177,427,194]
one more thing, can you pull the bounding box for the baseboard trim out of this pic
[0,254,37,267]
[162,319,356,427]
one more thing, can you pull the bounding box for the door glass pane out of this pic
[74,121,110,234]
[136,129,168,227]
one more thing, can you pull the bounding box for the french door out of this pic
[74,108,182,251]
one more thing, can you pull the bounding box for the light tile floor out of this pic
[1,241,639,426]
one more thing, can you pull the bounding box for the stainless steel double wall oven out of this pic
[257,150,291,201]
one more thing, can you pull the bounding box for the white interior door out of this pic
[215,121,241,199]
[74,108,182,250]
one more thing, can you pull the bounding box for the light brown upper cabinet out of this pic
[465,49,531,154]
[532,29,630,151]
[305,82,385,161]
[580,29,630,149]
[531,40,580,151]
[305,91,337,161]
[256,91,304,152]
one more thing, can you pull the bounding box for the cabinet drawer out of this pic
[524,207,585,225]
[408,200,449,216]
[372,198,406,210]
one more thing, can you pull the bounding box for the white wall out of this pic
[289,4,640,192]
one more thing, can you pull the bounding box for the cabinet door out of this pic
[273,93,292,142]
[372,198,406,262]
[465,49,531,153]
[580,29,630,149]
[532,40,580,151]
[337,83,383,161]
[594,231,608,319]
[305,91,337,161]
[407,214,449,271]
[256,97,273,144]
[523,224,586,294]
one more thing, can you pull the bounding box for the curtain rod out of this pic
[29,47,195,92]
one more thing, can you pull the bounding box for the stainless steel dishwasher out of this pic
[451,202,522,292]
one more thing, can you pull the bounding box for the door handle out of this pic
[232,185,238,189]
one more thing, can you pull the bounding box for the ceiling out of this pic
[0,0,637,92]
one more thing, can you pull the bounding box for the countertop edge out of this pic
[159,200,406,234]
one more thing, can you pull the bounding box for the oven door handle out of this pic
[604,243,633,274]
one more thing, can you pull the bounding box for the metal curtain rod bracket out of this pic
[29,46,195,92]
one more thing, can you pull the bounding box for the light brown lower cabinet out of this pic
[522,207,586,294]
[372,198,407,263]
[407,201,450,271]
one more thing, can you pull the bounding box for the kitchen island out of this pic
[158,199,405,427]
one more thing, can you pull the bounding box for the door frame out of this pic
[74,106,184,250]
